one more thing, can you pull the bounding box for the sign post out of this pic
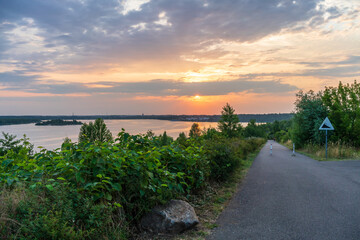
[319,117,334,160]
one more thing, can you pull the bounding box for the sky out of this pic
[0,0,359,115]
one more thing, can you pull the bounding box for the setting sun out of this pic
[0,0,359,116]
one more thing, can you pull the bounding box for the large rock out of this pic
[141,199,199,234]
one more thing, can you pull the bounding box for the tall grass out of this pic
[300,142,360,160]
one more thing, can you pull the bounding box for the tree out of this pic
[0,132,21,152]
[159,131,172,146]
[176,132,187,146]
[291,90,327,148]
[322,80,360,146]
[244,119,266,138]
[189,123,201,138]
[145,129,155,138]
[218,103,240,138]
[0,132,33,155]
[78,118,112,143]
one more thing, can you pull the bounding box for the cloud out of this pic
[0,71,39,84]
[0,0,327,72]
[295,55,360,77]
[1,71,298,96]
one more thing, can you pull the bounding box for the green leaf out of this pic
[84,183,94,189]
[105,192,112,201]
[111,183,122,191]
[46,184,54,191]
[76,172,85,183]
[147,171,154,178]
[114,202,122,208]
[57,177,66,181]
[2,159,14,167]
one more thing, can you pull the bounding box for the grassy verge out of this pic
[158,143,264,240]
[283,140,360,161]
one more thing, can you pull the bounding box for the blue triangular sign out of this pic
[319,117,334,130]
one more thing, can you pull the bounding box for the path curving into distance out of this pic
[207,140,360,240]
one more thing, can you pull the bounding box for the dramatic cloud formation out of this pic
[0,0,359,114]
[0,73,298,95]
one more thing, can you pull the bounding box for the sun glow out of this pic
[194,95,201,100]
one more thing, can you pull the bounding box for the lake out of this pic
[0,119,229,150]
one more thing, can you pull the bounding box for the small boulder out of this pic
[141,199,199,234]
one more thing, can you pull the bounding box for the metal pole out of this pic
[325,130,328,160]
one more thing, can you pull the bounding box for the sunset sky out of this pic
[1,0,359,115]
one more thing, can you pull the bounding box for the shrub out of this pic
[205,136,266,181]
[0,128,266,238]
[0,185,127,240]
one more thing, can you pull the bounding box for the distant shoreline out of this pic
[0,114,293,126]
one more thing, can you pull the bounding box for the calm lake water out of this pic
[0,120,230,150]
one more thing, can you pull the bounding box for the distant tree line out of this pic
[0,118,40,125]
[0,113,293,126]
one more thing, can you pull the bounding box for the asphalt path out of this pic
[208,140,360,240]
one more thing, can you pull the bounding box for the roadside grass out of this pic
[283,140,360,161]
[158,144,265,240]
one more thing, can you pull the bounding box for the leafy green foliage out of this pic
[176,132,188,146]
[291,90,327,148]
[205,135,239,181]
[0,132,33,158]
[1,186,127,239]
[218,103,241,137]
[78,118,112,143]
[159,131,173,146]
[0,132,21,152]
[189,123,201,138]
[322,81,360,146]
[0,118,266,239]
[243,119,266,138]
[205,135,266,180]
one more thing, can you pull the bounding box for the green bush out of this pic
[0,127,266,239]
[1,185,127,240]
[205,136,266,181]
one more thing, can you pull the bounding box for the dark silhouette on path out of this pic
[208,141,360,240]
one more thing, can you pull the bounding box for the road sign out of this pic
[319,117,334,130]
[319,117,334,160]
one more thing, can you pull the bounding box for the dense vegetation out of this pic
[35,119,83,126]
[285,80,360,159]
[0,106,266,239]
[291,81,360,148]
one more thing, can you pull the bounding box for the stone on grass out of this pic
[141,199,199,234]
